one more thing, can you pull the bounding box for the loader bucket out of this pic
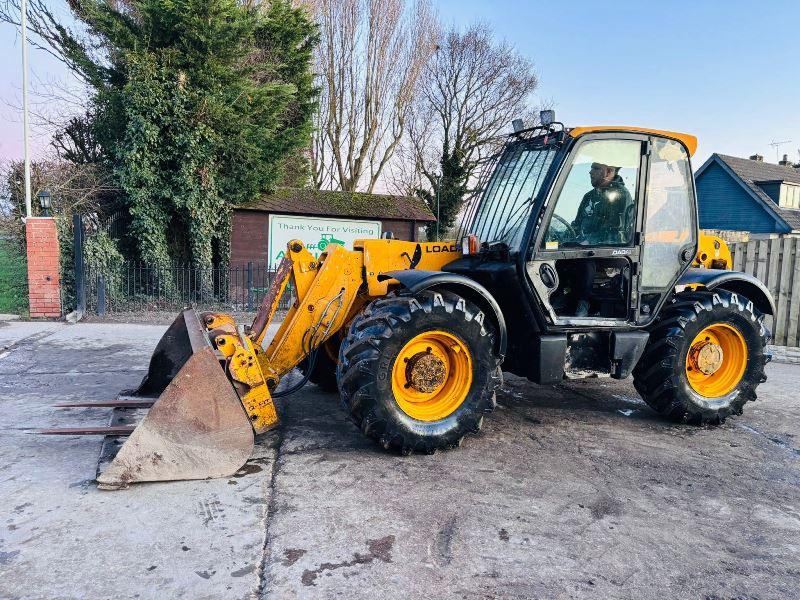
[96,309,254,489]
[130,309,199,397]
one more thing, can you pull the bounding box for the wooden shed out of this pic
[231,188,436,267]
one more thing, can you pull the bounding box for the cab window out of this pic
[543,139,641,248]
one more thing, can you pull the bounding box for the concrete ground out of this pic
[0,321,798,599]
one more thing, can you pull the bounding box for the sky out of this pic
[1,0,799,168]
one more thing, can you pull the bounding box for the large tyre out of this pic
[633,289,770,425]
[298,338,340,393]
[337,290,502,454]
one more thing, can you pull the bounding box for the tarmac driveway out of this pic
[0,321,798,599]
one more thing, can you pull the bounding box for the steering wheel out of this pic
[547,214,577,243]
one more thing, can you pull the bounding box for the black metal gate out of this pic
[72,214,293,316]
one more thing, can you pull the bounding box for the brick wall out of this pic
[379,218,414,241]
[25,218,61,318]
[231,210,270,267]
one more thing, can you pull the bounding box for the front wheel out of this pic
[633,289,770,425]
[337,290,502,454]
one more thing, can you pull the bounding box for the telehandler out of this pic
[45,119,774,489]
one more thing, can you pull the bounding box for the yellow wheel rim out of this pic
[391,330,473,421]
[685,323,747,398]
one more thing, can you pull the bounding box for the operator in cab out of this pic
[571,162,633,316]
[573,162,633,245]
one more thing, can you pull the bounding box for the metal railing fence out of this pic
[83,261,294,315]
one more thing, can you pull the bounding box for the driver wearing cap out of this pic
[571,162,633,316]
[572,162,633,246]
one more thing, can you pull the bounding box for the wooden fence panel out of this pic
[744,240,757,277]
[788,252,800,348]
[728,237,799,347]
[776,238,795,346]
[767,237,782,296]
[756,239,769,284]
[732,242,744,271]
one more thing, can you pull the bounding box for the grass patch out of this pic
[0,238,29,315]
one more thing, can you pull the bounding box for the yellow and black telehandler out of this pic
[45,120,774,488]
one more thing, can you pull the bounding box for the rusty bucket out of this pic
[95,310,254,489]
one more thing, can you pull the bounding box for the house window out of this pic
[780,184,800,210]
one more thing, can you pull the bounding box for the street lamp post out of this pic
[21,0,32,219]
[435,173,441,241]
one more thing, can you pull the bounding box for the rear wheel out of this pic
[337,290,501,454]
[633,289,769,425]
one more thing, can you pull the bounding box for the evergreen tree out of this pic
[46,0,318,269]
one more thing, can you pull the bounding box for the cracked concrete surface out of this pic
[0,321,798,599]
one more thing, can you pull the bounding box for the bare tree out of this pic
[309,0,436,192]
[1,2,102,159]
[401,22,539,238]
[0,0,116,87]
[0,154,118,249]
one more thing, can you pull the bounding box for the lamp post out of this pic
[21,0,32,219]
[37,189,51,217]
[435,173,441,242]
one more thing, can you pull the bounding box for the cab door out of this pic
[526,134,648,327]
[636,137,697,323]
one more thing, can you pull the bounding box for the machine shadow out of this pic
[496,375,705,431]
[267,373,705,456]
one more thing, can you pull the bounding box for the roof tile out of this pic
[237,188,436,222]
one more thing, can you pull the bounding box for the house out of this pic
[231,188,436,267]
[694,153,800,236]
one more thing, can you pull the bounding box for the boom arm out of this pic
[200,238,462,434]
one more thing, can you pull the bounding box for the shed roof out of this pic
[237,188,436,222]
[696,154,800,231]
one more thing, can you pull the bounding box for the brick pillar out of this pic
[25,217,62,318]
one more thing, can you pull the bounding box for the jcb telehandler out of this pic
[46,120,774,489]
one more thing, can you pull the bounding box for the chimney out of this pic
[779,153,793,167]
[749,154,763,162]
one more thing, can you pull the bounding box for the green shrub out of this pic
[0,238,29,315]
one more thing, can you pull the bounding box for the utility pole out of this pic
[21,0,32,219]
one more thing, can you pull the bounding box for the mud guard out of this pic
[379,270,507,359]
[677,268,775,315]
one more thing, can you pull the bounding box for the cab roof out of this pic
[568,126,698,157]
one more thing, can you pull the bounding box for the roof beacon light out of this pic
[539,110,555,127]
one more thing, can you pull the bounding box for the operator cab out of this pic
[531,128,697,327]
[459,120,698,327]
[452,118,699,378]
